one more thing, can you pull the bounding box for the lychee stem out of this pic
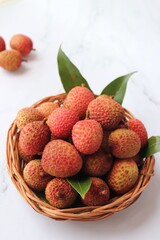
[32,48,36,51]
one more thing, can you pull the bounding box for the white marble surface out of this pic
[1,0,160,239]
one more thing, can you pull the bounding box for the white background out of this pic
[0,0,160,240]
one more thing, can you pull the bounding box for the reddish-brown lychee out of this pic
[23,159,52,191]
[0,50,23,71]
[18,121,50,155]
[108,129,141,158]
[10,34,33,56]
[16,107,44,130]
[64,86,94,119]
[18,143,37,163]
[41,140,82,177]
[87,95,124,130]
[83,150,113,176]
[72,119,103,154]
[0,36,5,52]
[107,159,139,195]
[47,107,79,139]
[127,118,148,147]
[45,178,77,208]
[37,102,59,118]
[82,177,110,206]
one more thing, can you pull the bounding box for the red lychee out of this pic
[127,118,148,147]
[41,140,82,177]
[82,177,110,206]
[10,34,34,56]
[0,36,5,52]
[18,121,50,155]
[64,86,94,119]
[47,107,79,139]
[72,119,103,154]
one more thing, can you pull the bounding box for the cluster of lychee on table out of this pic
[16,85,148,209]
[0,34,33,71]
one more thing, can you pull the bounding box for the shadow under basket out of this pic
[6,93,155,221]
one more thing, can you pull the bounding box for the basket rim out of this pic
[6,93,155,221]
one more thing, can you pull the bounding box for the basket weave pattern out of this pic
[6,94,155,221]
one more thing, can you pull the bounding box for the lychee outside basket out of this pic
[6,93,155,221]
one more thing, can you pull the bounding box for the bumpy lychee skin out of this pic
[0,50,23,71]
[18,143,37,163]
[127,118,148,147]
[64,86,95,119]
[107,159,139,195]
[45,178,77,208]
[38,102,59,118]
[23,160,52,191]
[18,121,50,155]
[16,107,44,130]
[0,36,5,52]
[41,140,82,177]
[10,34,33,56]
[83,150,113,176]
[87,95,124,130]
[108,129,141,158]
[72,119,103,154]
[48,107,79,139]
[82,177,110,206]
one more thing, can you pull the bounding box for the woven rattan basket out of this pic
[6,93,155,221]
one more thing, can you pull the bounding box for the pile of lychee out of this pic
[16,86,148,209]
[0,34,33,71]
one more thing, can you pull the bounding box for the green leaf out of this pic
[141,136,160,157]
[57,47,91,93]
[101,72,136,104]
[35,191,49,203]
[67,176,91,199]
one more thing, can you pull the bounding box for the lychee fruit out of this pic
[82,177,110,206]
[64,86,94,119]
[45,178,77,208]
[83,150,113,176]
[18,121,50,155]
[41,140,82,177]
[37,101,59,118]
[23,159,52,191]
[108,129,141,158]
[47,107,79,139]
[18,143,37,163]
[10,34,34,56]
[0,49,23,71]
[72,119,103,154]
[0,36,5,52]
[16,107,44,130]
[126,118,148,147]
[107,159,139,195]
[87,95,124,130]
